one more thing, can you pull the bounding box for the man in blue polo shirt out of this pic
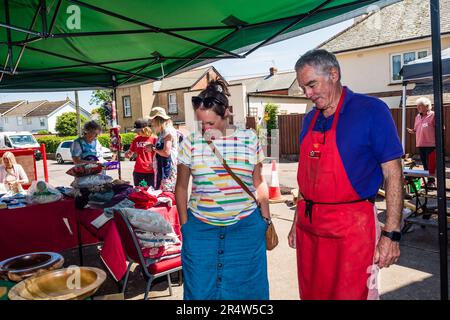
[288,49,403,300]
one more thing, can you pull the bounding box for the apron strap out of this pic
[301,193,375,224]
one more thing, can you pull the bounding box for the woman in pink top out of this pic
[407,97,435,184]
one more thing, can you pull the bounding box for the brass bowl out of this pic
[8,267,106,300]
[0,252,64,282]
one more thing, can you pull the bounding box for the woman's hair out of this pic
[2,151,17,166]
[140,126,153,137]
[82,120,102,136]
[194,79,231,118]
[416,97,432,110]
[152,117,172,131]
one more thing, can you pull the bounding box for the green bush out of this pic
[97,134,110,148]
[36,136,63,153]
[36,135,76,153]
[264,103,279,136]
[96,133,136,148]
[37,133,136,153]
[37,130,50,135]
[120,133,136,147]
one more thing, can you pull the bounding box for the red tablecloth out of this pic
[79,205,180,281]
[0,198,100,261]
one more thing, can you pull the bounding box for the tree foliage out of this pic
[89,89,112,106]
[264,103,279,137]
[55,112,88,136]
[91,107,108,131]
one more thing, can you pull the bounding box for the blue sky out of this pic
[0,19,352,112]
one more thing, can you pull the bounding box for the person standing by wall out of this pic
[407,97,436,186]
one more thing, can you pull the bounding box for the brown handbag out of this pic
[206,140,279,250]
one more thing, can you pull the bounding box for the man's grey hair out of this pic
[294,49,341,81]
[83,120,102,134]
[416,97,432,110]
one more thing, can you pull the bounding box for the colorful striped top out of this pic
[178,128,265,226]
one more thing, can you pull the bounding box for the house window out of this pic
[168,93,178,114]
[391,49,428,82]
[26,118,32,125]
[17,117,23,126]
[249,107,258,117]
[123,96,132,117]
[39,117,45,127]
[418,50,428,59]
[4,118,8,124]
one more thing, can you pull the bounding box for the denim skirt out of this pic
[181,207,269,300]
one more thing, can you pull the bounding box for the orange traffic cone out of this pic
[268,160,286,204]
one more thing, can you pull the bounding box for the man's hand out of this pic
[374,235,400,268]
[407,128,415,134]
[288,223,297,249]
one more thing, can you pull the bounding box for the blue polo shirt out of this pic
[299,87,403,199]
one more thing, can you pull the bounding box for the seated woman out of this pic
[71,120,105,164]
[0,151,29,193]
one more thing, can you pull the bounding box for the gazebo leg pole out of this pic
[401,84,407,152]
[430,0,448,301]
[112,85,122,180]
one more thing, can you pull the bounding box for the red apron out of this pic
[296,90,380,300]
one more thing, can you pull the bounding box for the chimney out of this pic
[269,67,278,76]
[355,14,368,24]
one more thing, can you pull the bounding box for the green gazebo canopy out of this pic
[0,0,398,91]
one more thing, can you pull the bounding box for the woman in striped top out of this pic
[176,79,271,300]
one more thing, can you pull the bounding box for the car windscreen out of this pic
[8,135,37,146]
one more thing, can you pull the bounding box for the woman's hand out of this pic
[407,128,415,134]
[124,150,133,159]
[145,143,155,152]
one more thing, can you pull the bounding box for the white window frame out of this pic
[168,92,178,114]
[390,49,429,83]
[249,107,258,117]
[17,116,23,126]
[4,117,8,124]
[26,118,32,125]
[39,117,45,127]
[123,96,132,118]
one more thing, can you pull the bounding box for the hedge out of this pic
[36,133,136,154]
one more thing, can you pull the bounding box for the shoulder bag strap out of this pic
[206,140,257,203]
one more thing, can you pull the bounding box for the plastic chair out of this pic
[113,210,182,300]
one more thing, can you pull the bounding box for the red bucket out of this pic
[428,150,436,175]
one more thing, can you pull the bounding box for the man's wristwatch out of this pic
[381,230,402,242]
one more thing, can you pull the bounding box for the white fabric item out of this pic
[121,208,173,234]
[71,174,113,188]
[155,196,173,207]
[135,231,180,248]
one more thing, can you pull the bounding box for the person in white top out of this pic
[0,151,29,193]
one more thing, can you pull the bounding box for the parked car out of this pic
[55,140,113,164]
[0,131,42,160]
